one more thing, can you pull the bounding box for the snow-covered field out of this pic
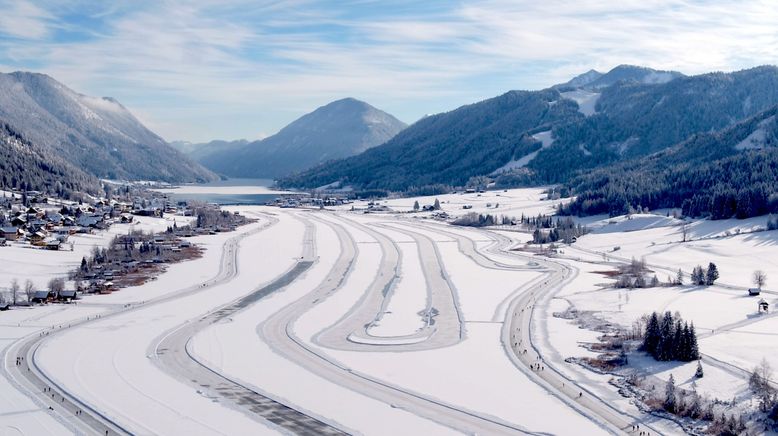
[3,187,778,434]
[340,186,566,221]
[553,212,778,410]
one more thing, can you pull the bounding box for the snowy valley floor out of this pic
[1,188,777,435]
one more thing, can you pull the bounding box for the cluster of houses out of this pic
[0,203,121,251]
[268,194,352,209]
[30,289,79,304]
[0,187,255,310]
[73,231,197,294]
[0,191,187,250]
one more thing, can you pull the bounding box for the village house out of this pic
[45,212,65,225]
[57,290,78,303]
[28,231,48,245]
[31,290,55,304]
[1,226,20,241]
[10,215,26,227]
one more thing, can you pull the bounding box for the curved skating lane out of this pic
[316,217,465,350]
[259,212,543,435]
[151,216,347,435]
[20,213,309,435]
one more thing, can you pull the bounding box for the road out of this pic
[3,213,279,435]
[477,229,666,435]
[260,212,543,435]
[151,217,346,435]
[316,216,464,350]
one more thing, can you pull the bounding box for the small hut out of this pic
[758,298,769,313]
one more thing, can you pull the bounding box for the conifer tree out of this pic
[688,322,699,360]
[658,311,674,360]
[672,321,683,361]
[706,262,719,285]
[641,312,700,362]
[680,323,692,361]
[664,374,677,413]
[691,265,706,285]
[642,312,661,355]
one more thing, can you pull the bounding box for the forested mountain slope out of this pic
[562,106,778,219]
[0,120,99,196]
[280,89,583,190]
[526,66,778,183]
[0,72,217,183]
[283,66,778,193]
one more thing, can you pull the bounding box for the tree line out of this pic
[690,263,719,286]
[560,106,778,220]
[641,311,700,362]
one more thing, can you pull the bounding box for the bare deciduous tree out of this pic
[749,358,775,411]
[753,270,767,289]
[10,279,19,306]
[24,280,34,303]
[47,278,65,294]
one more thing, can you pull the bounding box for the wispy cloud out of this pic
[0,0,776,141]
[0,0,53,40]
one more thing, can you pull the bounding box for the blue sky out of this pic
[1,0,777,142]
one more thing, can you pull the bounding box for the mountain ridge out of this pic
[191,97,407,179]
[562,105,778,219]
[281,65,778,193]
[0,71,217,183]
[554,65,683,90]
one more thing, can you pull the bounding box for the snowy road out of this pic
[5,218,270,436]
[3,201,672,435]
[151,217,345,434]
[316,215,464,350]
[482,231,664,435]
[23,212,297,435]
[259,213,535,435]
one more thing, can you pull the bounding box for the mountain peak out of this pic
[194,98,407,179]
[557,65,684,90]
[330,97,362,104]
[319,97,376,113]
[554,69,603,89]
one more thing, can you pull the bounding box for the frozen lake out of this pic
[155,178,291,205]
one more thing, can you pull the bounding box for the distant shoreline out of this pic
[153,185,293,195]
[152,177,296,196]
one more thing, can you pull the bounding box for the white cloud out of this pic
[0,0,52,39]
[1,0,777,141]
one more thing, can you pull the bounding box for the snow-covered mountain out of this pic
[0,120,99,195]
[282,66,778,191]
[554,69,603,89]
[195,98,407,179]
[170,139,250,161]
[556,65,683,90]
[0,72,217,183]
